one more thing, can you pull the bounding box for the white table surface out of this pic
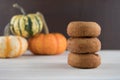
[0,50,120,80]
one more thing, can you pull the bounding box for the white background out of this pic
[0,50,120,80]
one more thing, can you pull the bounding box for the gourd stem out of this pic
[36,12,49,34]
[4,23,10,36]
[13,3,26,15]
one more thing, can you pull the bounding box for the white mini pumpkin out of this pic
[0,36,28,58]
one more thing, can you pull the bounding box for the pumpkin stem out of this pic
[4,23,11,36]
[13,3,26,15]
[36,12,49,34]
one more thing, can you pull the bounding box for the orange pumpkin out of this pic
[28,33,67,55]
[28,12,67,55]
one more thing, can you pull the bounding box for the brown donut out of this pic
[67,38,101,53]
[68,52,101,68]
[67,21,101,37]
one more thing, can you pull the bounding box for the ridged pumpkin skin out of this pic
[0,36,28,58]
[10,14,43,38]
[28,33,67,55]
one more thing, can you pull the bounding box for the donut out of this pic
[67,21,101,37]
[67,38,101,53]
[68,52,101,68]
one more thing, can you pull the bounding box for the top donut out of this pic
[67,21,101,37]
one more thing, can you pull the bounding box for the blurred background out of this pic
[0,0,120,50]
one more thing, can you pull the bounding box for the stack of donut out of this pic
[67,21,101,69]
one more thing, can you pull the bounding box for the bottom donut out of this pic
[68,52,101,69]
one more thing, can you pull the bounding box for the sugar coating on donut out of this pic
[67,38,101,53]
[67,21,101,37]
[68,52,101,68]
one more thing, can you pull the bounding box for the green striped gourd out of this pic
[5,3,43,38]
[10,14,43,37]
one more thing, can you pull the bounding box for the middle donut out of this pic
[67,38,101,53]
